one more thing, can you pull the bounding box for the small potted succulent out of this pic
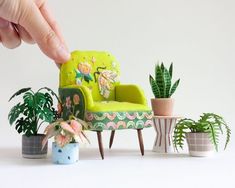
[42,117,89,164]
[173,113,231,157]
[8,87,59,158]
[149,63,180,116]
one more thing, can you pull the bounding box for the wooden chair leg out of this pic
[109,130,115,149]
[97,131,104,160]
[137,129,144,156]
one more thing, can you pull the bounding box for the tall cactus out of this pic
[149,63,180,98]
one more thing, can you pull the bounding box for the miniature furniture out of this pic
[152,116,181,153]
[59,51,153,159]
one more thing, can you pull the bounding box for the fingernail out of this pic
[56,45,71,63]
[0,18,9,28]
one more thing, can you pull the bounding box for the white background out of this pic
[0,0,235,187]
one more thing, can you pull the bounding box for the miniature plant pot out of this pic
[52,142,79,164]
[22,134,47,159]
[151,98,174,116]
[186,133,214,157]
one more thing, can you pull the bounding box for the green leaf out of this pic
[163,67,171,97]
[15,117,36,136]
[155,64,165,98]
[169,63,173,78]
[8,103,23,125]
[43,93,53,108]
[37,87,60,103]
[35,92,47,107]
[169,79,180,97]
[207,122,219,152]
[37,108,54,123]
[161,63,164,72]
[224,123,231,150]
[23,91,35,108]
[149,75,161,98]
[9,87,31,101]
[173,118,196,151]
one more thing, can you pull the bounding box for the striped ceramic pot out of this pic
[52,142,79,164]
[186,133,214,157]
[22,134,48,159]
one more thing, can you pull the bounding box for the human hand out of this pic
[0,0,70,63]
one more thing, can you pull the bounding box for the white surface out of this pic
[0,146,235,188]
[0,0,235,187]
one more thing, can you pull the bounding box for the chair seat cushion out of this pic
[85,110,153,131]
[89,101,150,112]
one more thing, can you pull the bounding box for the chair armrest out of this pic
[64,85,94,109]
[115,84,147,105]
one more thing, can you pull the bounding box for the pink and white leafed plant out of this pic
[42,118,89,149]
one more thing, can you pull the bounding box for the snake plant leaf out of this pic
[149,75,161,98]
[156,65,165,98]
[169,79,180,97]
[161,63,164,72]
[163,67,171,97]
[9,87,31,102]
[169,63,173,78]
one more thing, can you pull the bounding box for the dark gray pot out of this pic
[22,134,48,159]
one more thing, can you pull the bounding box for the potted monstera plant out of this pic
[42,116,89,164]
[173,113,231,157]
[149,63,180,116]
[8,87,59,158]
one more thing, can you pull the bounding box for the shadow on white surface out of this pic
[0,147,52,166]
[80,147,189,160]
[0,146,189,167]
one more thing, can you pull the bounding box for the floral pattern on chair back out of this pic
[60,51,120,101]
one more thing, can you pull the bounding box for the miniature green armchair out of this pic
[59,51,153,159]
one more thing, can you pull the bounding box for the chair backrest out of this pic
[60,51,120,101]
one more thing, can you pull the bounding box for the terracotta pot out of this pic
[186,133,214,157]
[151,98,174,116]
[22,134,48,159]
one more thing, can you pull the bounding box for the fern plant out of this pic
[8,87,60,137]
[149,63,180,98]
[173,113,231,152]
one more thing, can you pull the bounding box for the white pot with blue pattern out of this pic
[52,142,79,164]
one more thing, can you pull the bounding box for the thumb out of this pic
[19,1,70,63]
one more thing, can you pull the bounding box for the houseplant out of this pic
[149,63,180,116]
[42,116,89,164]
[8,87,59,158]
[173,113,231,157]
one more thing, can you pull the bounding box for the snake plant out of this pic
[173,113,231,152]
[149,63,180,98]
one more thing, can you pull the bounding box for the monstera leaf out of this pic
[8,87,60,136]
